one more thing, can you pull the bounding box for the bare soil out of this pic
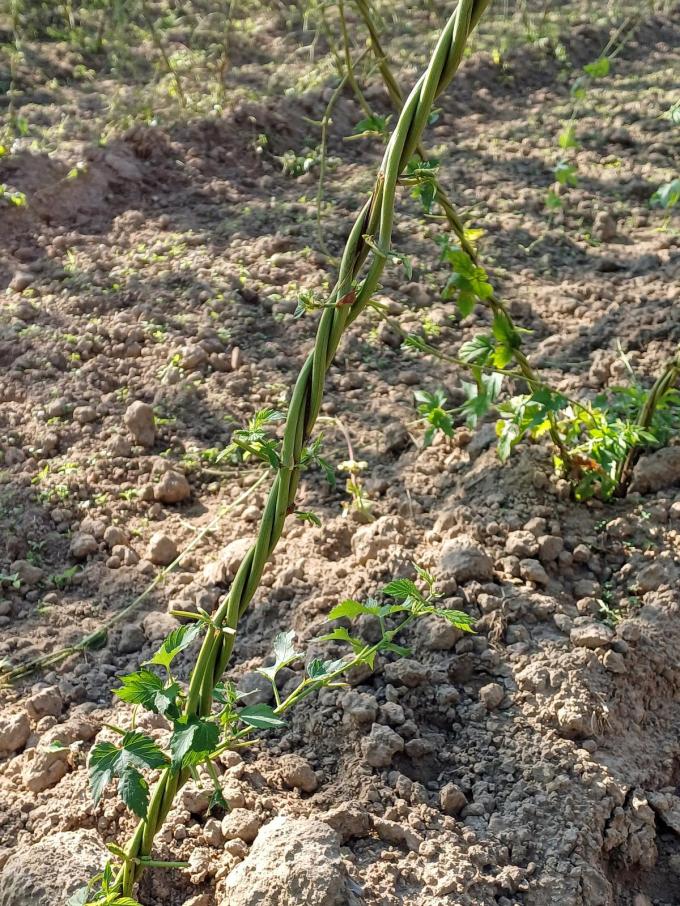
[1,4,679,905]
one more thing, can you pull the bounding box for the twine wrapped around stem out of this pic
[117,1,491,893]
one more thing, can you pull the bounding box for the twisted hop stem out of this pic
[615,348,680,491]
[118,0,491,893]
[352,0,572,467]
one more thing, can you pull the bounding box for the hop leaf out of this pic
[238,704,287,729]
[170,717,220,770]
[114,669,180,717]
[145,623,203,671]
[88,731,168,816]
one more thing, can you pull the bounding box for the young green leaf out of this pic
[306,656,348,680]
[170,718,220,769]
[436,609,476,632]
[89,742,119,806]
[650,178,680,209]
[145,623,202,671]
[114,669,180,717]
[327,599,373,621]
[120,731,168,770]
[317,626,366,654]
[257,630,302,682]
[88,732,167,812]
[583,57,610,78]
[118,766,149,820]
[238,703,287,729]
[383,578,421,601]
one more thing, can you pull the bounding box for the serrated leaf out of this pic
[273,630,299,665]
[436,609,476,632]
[118,766,149,819]
[170,718,219,769]
[459,335,494,365]
[307,656,347,680]
[378,640,411,657]
[209,785,228,812]
[239,703,287,729]
[558,124,579,149]
[327,599,372,621]
[120,731,168,770]
[88,741,119,806]
[317,626,365,654]
[383,578,421,601]
[145,622,203,670]
[114,669,180,717]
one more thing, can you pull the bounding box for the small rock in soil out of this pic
[603,649,626,673]
[0,711,30,754]
[147,531,178,566]
[22,747,70,792]
[217,816,352,906]
[570,623,614,649]
[0,830,107,906]
[383,658,428,687]
[630,447,680,494]
[118,623,146,654]
[124,400,156,447]
[10,560,44,586]
[154,470,191,504]
[277,753,318,793]
[440,782,468,815]
[322,801,372,842]
[221,809,261,844]
[25,685,63,720]
[592,210,617,241]
[479,682,505,710]
[519,558,550,585]
[361,723,405,768]
[9,271,34,292]
[69,532,98,560]
[439,533,494,583]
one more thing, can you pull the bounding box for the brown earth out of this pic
[0,4,679,905]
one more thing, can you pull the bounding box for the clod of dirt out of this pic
[124,400,156,448]
[592,210,617,242]
[217,816,356,906]
[361,722,405,768]
[275,753,318,793]
[8,272,34,293]
[570,622,615,649]
[153,470,191,504]
[221,808,261,843]
[22,746,70,792]
[648,792,680,834]
[25,685,63,721]
[438,534,494,583]
[439,782,468,815]
[147,531,178,566]
[629,447,680,494]
[68,532,98,560]
[0,711,30,755]
[0,830,107,906]
[479,682,505,710]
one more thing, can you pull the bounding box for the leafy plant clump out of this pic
[74,568,471,905]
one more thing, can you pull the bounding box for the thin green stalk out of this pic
[615,351,680,491]
[352,0,571,469]
[111,3,491,894]
[338,0,374,118]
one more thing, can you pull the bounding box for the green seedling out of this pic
[75,569,472,904]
